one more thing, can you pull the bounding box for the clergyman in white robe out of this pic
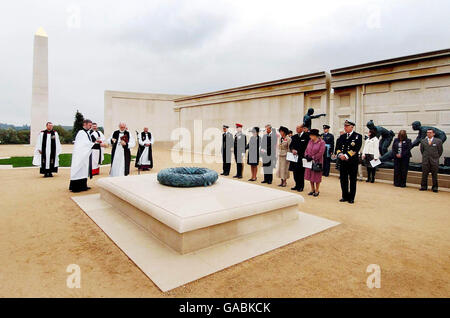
[33,129,62,177]
[69,128,95,192]
[89,129,105,175]
[108,129,135,177]
[136,130,154,170]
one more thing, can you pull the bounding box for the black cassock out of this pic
[39,130,58,174]
[110,130,132,176]
[135,131,153,169]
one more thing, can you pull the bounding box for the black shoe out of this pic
[432,188,438,193]
[238,176,243,179]
[223,173,229,176]
[220,173,225,175]
[233,175,239,178]
[348,200,354,204]
[400,185,406,188]
[86,187,91,190]
[308,191,315,196]
[339,198,347,202]
[267,181,272,184]
[291,187,298,191]
[297,188,303,192]
[48,173,53,177]
[370,179,375,183]
[366,179,370,182]
[313,192,320,197]
[419,188,427,191]
[261,180,267,183]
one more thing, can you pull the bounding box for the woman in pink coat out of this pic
[304,129,326,197]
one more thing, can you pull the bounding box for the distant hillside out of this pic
[0,123,30,131]
[0,123,75,132]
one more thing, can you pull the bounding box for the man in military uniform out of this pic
[233,123,247,179]
[221,125,233,176]
[335,120,362,204]
[322,124,334,177]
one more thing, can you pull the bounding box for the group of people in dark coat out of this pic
[221,124,276,183]
[221,119,446,203]
[220,122,340,197]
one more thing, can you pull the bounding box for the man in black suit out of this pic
[322,124,334,177]
[335,120,362,204]
[221,125,233,176]
[261,124,277,184]
[288,124,310,191]
[233,123,247,179]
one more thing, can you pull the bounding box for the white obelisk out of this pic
[30,27,48,145]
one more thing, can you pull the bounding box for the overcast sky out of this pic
[1,0,449,126]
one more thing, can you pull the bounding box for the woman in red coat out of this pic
[304,129,326,197]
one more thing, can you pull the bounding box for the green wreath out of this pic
[157,167,218,187]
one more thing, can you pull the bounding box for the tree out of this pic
[72,110,84,140]
[53,125,72,144]
[0,128,29,144]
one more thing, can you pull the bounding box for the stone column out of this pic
[30,27,48,145]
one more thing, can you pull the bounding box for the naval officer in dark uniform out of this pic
[335,120,362,204]
[221,125,233,176]
[322,124,334,177]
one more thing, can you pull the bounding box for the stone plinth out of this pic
[97,174,303,254]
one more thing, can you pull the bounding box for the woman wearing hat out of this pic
[361,129,380,183]
[276,126,291,187]
[246,127,261,181]
[304,129,326,196]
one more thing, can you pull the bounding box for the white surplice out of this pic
[109,130,135,177]
[138,132,154,166]
[33,130,62,169]
[70,129,95,181]
[90,130,105,170]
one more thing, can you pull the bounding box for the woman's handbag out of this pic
[359,153,364,165]
[312,161,323,172]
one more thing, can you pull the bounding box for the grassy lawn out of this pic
[0,153,135,168]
